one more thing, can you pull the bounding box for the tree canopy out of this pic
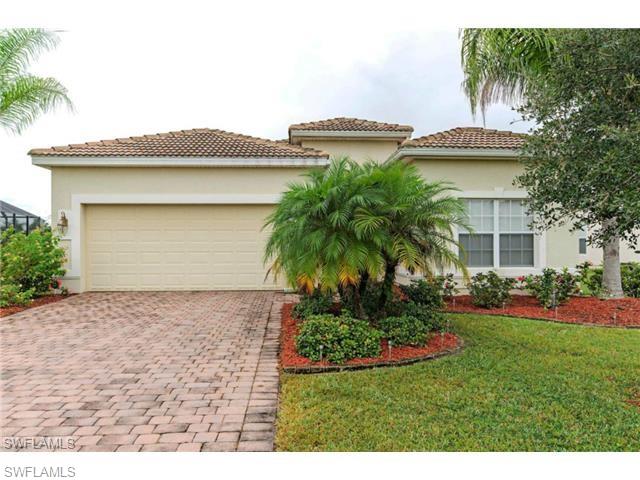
[515,29,640,251]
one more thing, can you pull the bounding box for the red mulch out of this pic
[446,295,640,328]
[280,303,461,371]
[0,294,72,318]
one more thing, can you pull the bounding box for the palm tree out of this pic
[264,158,469,317]
[263,158,386,317]
[357,160,469,313]
[0,28,72,134]
[460,28,555,118]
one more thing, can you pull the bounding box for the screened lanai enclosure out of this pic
[0,201,46,233]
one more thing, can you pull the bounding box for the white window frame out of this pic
[454,190,546,276]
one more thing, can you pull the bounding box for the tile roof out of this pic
[29,128,329,158]
[289,117,414,133]
[403,127,526,150]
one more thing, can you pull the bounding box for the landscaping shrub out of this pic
[0,284,35,308]
[576,261,640,298]
[468,271,515,309]
[400,278,445,310]
[439,273,459,301]
[292,289,334,320]
[295,314,382,364]
[378,315,429,346]
[400,301,446,332]
[621,262,640,298]
[521,268,577,308]
[0,228,66,301]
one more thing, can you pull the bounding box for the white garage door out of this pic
[85,204,281,291]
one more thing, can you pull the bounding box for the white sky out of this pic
[3,0,616,219]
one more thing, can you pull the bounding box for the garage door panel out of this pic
[85,204,280,290]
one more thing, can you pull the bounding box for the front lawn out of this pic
[276,313,640,451]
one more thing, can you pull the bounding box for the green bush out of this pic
[621,262,640,297]
[439,273,459,300]
[292,289,334,320]
[400,301,446,332]
[378,315,429,346]
[522,268,577,308]
[0,284,35,308]
[295,314,382,364]
[1,228,66,300]
[400,278,445,310]
[576,261,640,298]
[468,271,515,309]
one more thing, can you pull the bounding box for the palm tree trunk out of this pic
[378,259,399,315]
[350,284,365,319]
[602,232,624,298]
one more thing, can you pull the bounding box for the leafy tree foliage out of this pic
[515,29,640,296]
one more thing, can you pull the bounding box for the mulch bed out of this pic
[280,303,463,374]
[446,295,640,328]
[0,294,73,318]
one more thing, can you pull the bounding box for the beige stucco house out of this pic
[30,117,638,293]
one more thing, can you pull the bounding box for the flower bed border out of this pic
[282,338,464,374]
[445,295,640,329]
[0,294,74,318]
[280,303,464,374]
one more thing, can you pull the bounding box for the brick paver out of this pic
[0,291,285,452]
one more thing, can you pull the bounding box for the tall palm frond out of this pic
[460,28,556,119]
[0,28,72,134]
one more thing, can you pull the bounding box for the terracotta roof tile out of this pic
[289,117,413,133]
[29,128,329,158]
[404,127,526,150]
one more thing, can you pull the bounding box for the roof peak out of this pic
[403,126,526,150]
[289,117,414,133]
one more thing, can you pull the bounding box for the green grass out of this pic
[276,314,640,451]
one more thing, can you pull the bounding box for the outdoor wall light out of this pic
[57,211,69,235]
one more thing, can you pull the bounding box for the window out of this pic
[578,228,587,255]
[458,199,493,266]
[459,199,535,268]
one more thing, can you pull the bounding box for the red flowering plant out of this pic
[522,268,578,309]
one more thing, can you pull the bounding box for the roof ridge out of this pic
[402,126,526,150]
[289,116,414,133]
[29,128,329,158]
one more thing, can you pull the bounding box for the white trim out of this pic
[289,130,411,140]
[457,189,527,199]
[31,156,329,168]
[64,193,281,280]
[391,147,519,161]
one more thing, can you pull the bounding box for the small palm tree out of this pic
[264,158,469,317]
[460,28,556,118]
[357,160,469,313]
[263,158,385,317]
[0,28,72,134]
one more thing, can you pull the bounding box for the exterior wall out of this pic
[586,242,640,265]
[299,139,400,163]
[409,156,583,275]
[50,166,315,292]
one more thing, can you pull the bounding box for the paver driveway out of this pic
[0,291,286,452]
